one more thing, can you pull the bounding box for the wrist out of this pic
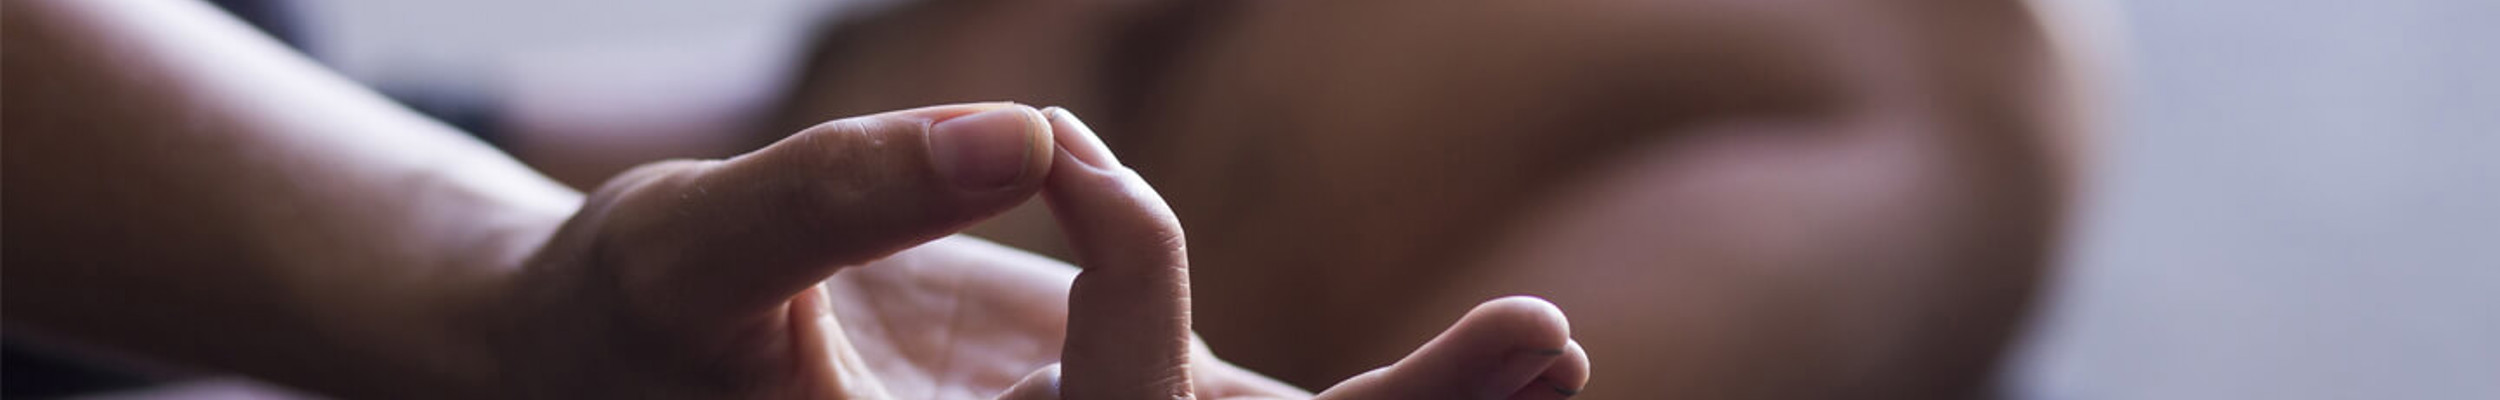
[292,180,575,398]
[421,200,579,398]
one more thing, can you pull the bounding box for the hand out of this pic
[467,103,1071,397]
[816,108,1594,399]
[463,103,1588,398]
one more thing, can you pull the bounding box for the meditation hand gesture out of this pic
[2,2,1583,397]
[480,104,1589,398]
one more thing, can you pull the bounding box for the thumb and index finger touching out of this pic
[960,106,1202,400]
[587,102,1195,398]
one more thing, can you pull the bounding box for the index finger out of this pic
[1042,107,1196,399]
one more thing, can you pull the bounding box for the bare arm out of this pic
[3,0,576,394]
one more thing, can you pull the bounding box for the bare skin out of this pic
[3,0,1592,398]
[777,0,2080,397]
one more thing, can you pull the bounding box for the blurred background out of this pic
[49,0,2499,398]
[2009,0,2499,398]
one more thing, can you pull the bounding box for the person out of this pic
[771,0,2085,397]
[0,0,1590,398]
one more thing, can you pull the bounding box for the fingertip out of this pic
[1565,338,1587,363]
[1042,106,1119,170]
[1503,311,1588,400]
[1508,339,1589,400]
[1463,295,1574,353]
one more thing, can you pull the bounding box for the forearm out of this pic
[2,0,576,394]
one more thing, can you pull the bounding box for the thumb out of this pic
[580,103,1053,325]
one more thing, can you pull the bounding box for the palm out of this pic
[822,237,1076,398]
[824,236,1313,399]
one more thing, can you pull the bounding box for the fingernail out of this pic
[930,106,1045,190]
[1042,106,1120,169]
